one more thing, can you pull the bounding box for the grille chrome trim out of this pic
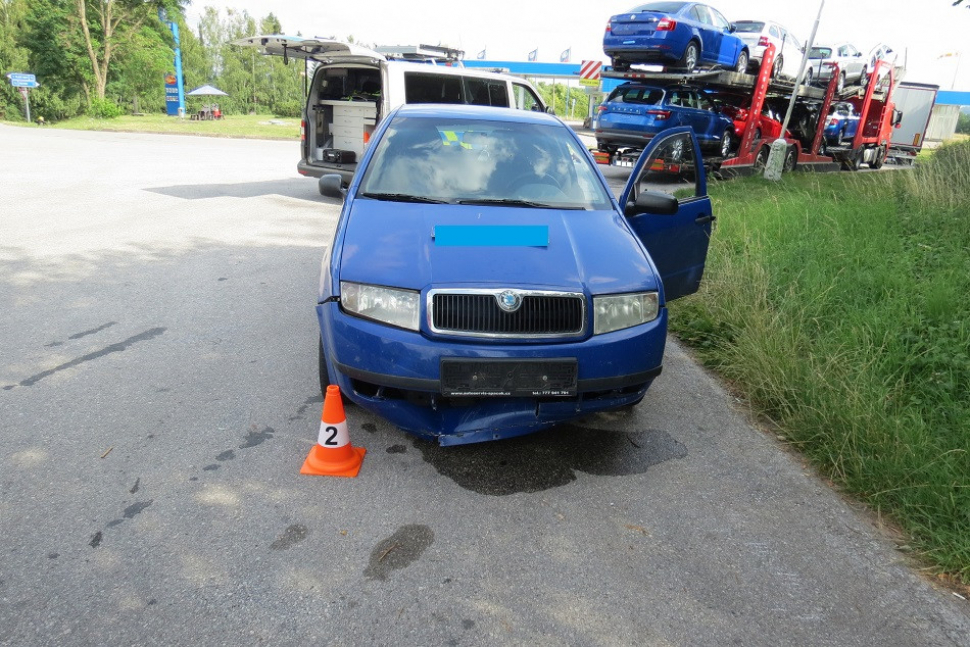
[427,289,587,339]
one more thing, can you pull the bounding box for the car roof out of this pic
[392,103,560,126]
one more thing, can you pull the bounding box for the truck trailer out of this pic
[888,82,939,164]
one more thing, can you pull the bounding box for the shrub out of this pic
[272,99,302,118]
[87,97,124,119]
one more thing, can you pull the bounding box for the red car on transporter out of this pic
[715,95,793,142]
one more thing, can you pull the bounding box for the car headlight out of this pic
[593,292,660,335]
[340,281,420,331]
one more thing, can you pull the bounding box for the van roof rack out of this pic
[375,44,465,65]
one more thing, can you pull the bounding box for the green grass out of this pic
[670,140,970,579]
[6,113,301,139]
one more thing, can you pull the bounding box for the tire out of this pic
[842,151,860,172]
[773,56,783,80]
[678,41,700,72]
[870,145,886,170]
[318,337,330,396]
[753,127,762,142]
[804,68,813,86]
[719,129,733,158]
[783,147,797,172]
[860,66,869,88]
[735,50,749,74]
[836,128,845,147]
[837,72,845,94]
[818,139,828,156]
[754,146,770,171]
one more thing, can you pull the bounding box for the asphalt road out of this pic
[1,125,968,647]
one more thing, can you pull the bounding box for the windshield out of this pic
[733,21,765,33]
[358,116,613,210]
[809,47,832,59]
[629,2,686,13]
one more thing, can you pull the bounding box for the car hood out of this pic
[338,200,659,295]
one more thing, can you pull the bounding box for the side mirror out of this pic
[729,23,737,33]
[625,190,679,217]
[545,106,556,115]
[318,174,346,199]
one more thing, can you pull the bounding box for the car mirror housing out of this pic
[319,174,346,199]
[626,190,679,217]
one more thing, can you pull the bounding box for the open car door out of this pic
[619,127,715,302]
[232,35,385,66]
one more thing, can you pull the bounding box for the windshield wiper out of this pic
[361,192,450,204]
[456,198,585,210]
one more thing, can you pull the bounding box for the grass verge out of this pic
[2,113,300,139]
[670,141,970,580]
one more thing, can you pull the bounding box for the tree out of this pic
[73,0,181,99]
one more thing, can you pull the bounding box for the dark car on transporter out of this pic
[594,83,735,158]
[603,1,750,72]
[316,104,714,445]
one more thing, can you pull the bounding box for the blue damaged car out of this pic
[316,104,714,445]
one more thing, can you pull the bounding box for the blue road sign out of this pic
[7,72,38,88]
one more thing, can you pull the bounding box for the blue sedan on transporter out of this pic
[604,1,749,72]
[316,104,714,445]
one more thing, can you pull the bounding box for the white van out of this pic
[236,37,550,185]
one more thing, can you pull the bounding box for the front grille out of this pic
[430,291,585,338]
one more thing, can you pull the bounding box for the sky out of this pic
[185,0,970,91]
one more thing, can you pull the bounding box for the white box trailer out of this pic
[889,82,939,164]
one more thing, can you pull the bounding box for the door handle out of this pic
[695,214,715,224]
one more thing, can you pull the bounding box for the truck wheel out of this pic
[842,151,860,172]
[870,145,886,170]
[735,50,749,74]
[783,147,797,172]
[754,146,770,171]
[678,41,700,72]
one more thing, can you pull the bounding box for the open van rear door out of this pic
[233,35,385,66]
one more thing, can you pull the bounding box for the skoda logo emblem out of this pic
[497,290,522,312]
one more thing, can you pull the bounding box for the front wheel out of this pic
[735,50,749,74]
[719,130,733,158]
[318,338,330,396]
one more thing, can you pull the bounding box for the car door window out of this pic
[512,83,543,111]
[689,5,706,23]
[630,132,701,200]
[696,93,713,112]
[710,8,732,32]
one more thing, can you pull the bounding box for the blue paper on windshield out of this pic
[434,225,549,247]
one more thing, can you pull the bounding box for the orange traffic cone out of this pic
[301,385,366,477]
